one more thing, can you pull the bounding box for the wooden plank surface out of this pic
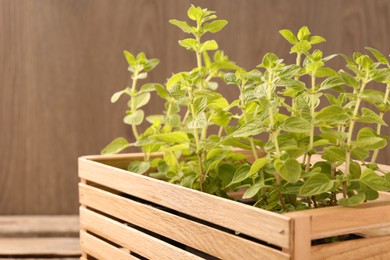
[79,158,291,248]
[79,184,289,259]
[80,207,202,260]
[311,235,390,260]
[1,0,390,215]
[0,237,80,256]
[285,194,390,239]
[80,230,138,260]
[0,215,79,237]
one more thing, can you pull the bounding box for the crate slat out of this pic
[80,207,202,260]
[79,183,289,259]
[311,235,390,259]
[285,195,390,239]
[0,237,80,256]
[79,157,291,248]
[0,215,79,238]
[80,230,139,260]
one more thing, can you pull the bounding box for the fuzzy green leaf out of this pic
[353,127,387,150]
[316,105,348,123]
[360,168,390,191]
[309,35,326,44]
[169,19,193,33]
[279,29,298,44]
[204,20,228,33]
[179,38,198,51]
[194,96,207,115]
[201,40,218,52]
[274,158,301,183]
[188,112,207,129]
[281,117,311,133]
[187,5,203,21]
[339,70,359,88]
[297,26,310,40]
[250,158,269,176]
[152,131,189,143]
[320,76,344,90]
[101,137,131,154]
[243,183,264,199]
[227,165,251,187]
[299,174,334,196]
[133,92,151,109]
[338,192,366,206]
[111,90,126,103]
[124,110,144,126]
[322,146,345,163]
[124,51,136,67]
[128,161,150,174]
[365,47,388,64]
[357,108,387,125]
[291,40,311,53]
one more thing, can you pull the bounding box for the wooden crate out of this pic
[0,215,80,259]
[79,153,390,259]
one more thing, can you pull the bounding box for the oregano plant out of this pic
[103,5,390,212]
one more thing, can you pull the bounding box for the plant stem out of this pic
[371,83,390,163]
[131,73,140,139]
[306,74,316,172]
[291,52,302,116]
[344,73,369,197]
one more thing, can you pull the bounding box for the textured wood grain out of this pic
[0,237,80,256]
[79,184,289,259]
[0,215,79,237]
[1,0,390,214]
[79,157,291,248]
[80,230,139,260]
[80,208,201,260]
[311,235,390,260]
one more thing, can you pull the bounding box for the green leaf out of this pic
[141,83,160,92]
[233,120,264,138]
[357,108,387,125]
[153,85,169,99]
[365,47,388,64]
[320,76,344,90]
[291,40,311,53]
[194,96,207,115]
[315,67,337,78]
[360,168,390,191]
[338,192,366,206]
[243,183,264,199]
[128,161,150,174]
[322,146,345,163]
[169,19,193,33]
[250,158,269,176]
[316,105,348,123]
[188,112,207,129]
[111,90,125,103]
[361,89,385,104]
[165,143,190,152]
[309,35,326,44]
[339,70,359,88]
[281,117,311,133]
[143,59,159,72]
[204,20,228,33]
[123,51,136,67]
[299,174,334,196]
[152,131,189,143]
[201,40,218,52]
[274,158,301,183]
[133,92,151,109]
[101,137,131,154]
[179,38,198,51]
[297,26,310,40]
[279,29,298,44]
[187,5,203,21]
[261,53,278,69]
[210,110,230,127]
[227,165,251,187]
[124,110,144,126]
[353,127,387,150]
[166,114,181,127]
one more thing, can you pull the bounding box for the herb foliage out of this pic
[103,5,390,212]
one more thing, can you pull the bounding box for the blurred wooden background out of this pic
[1,0,389,214]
